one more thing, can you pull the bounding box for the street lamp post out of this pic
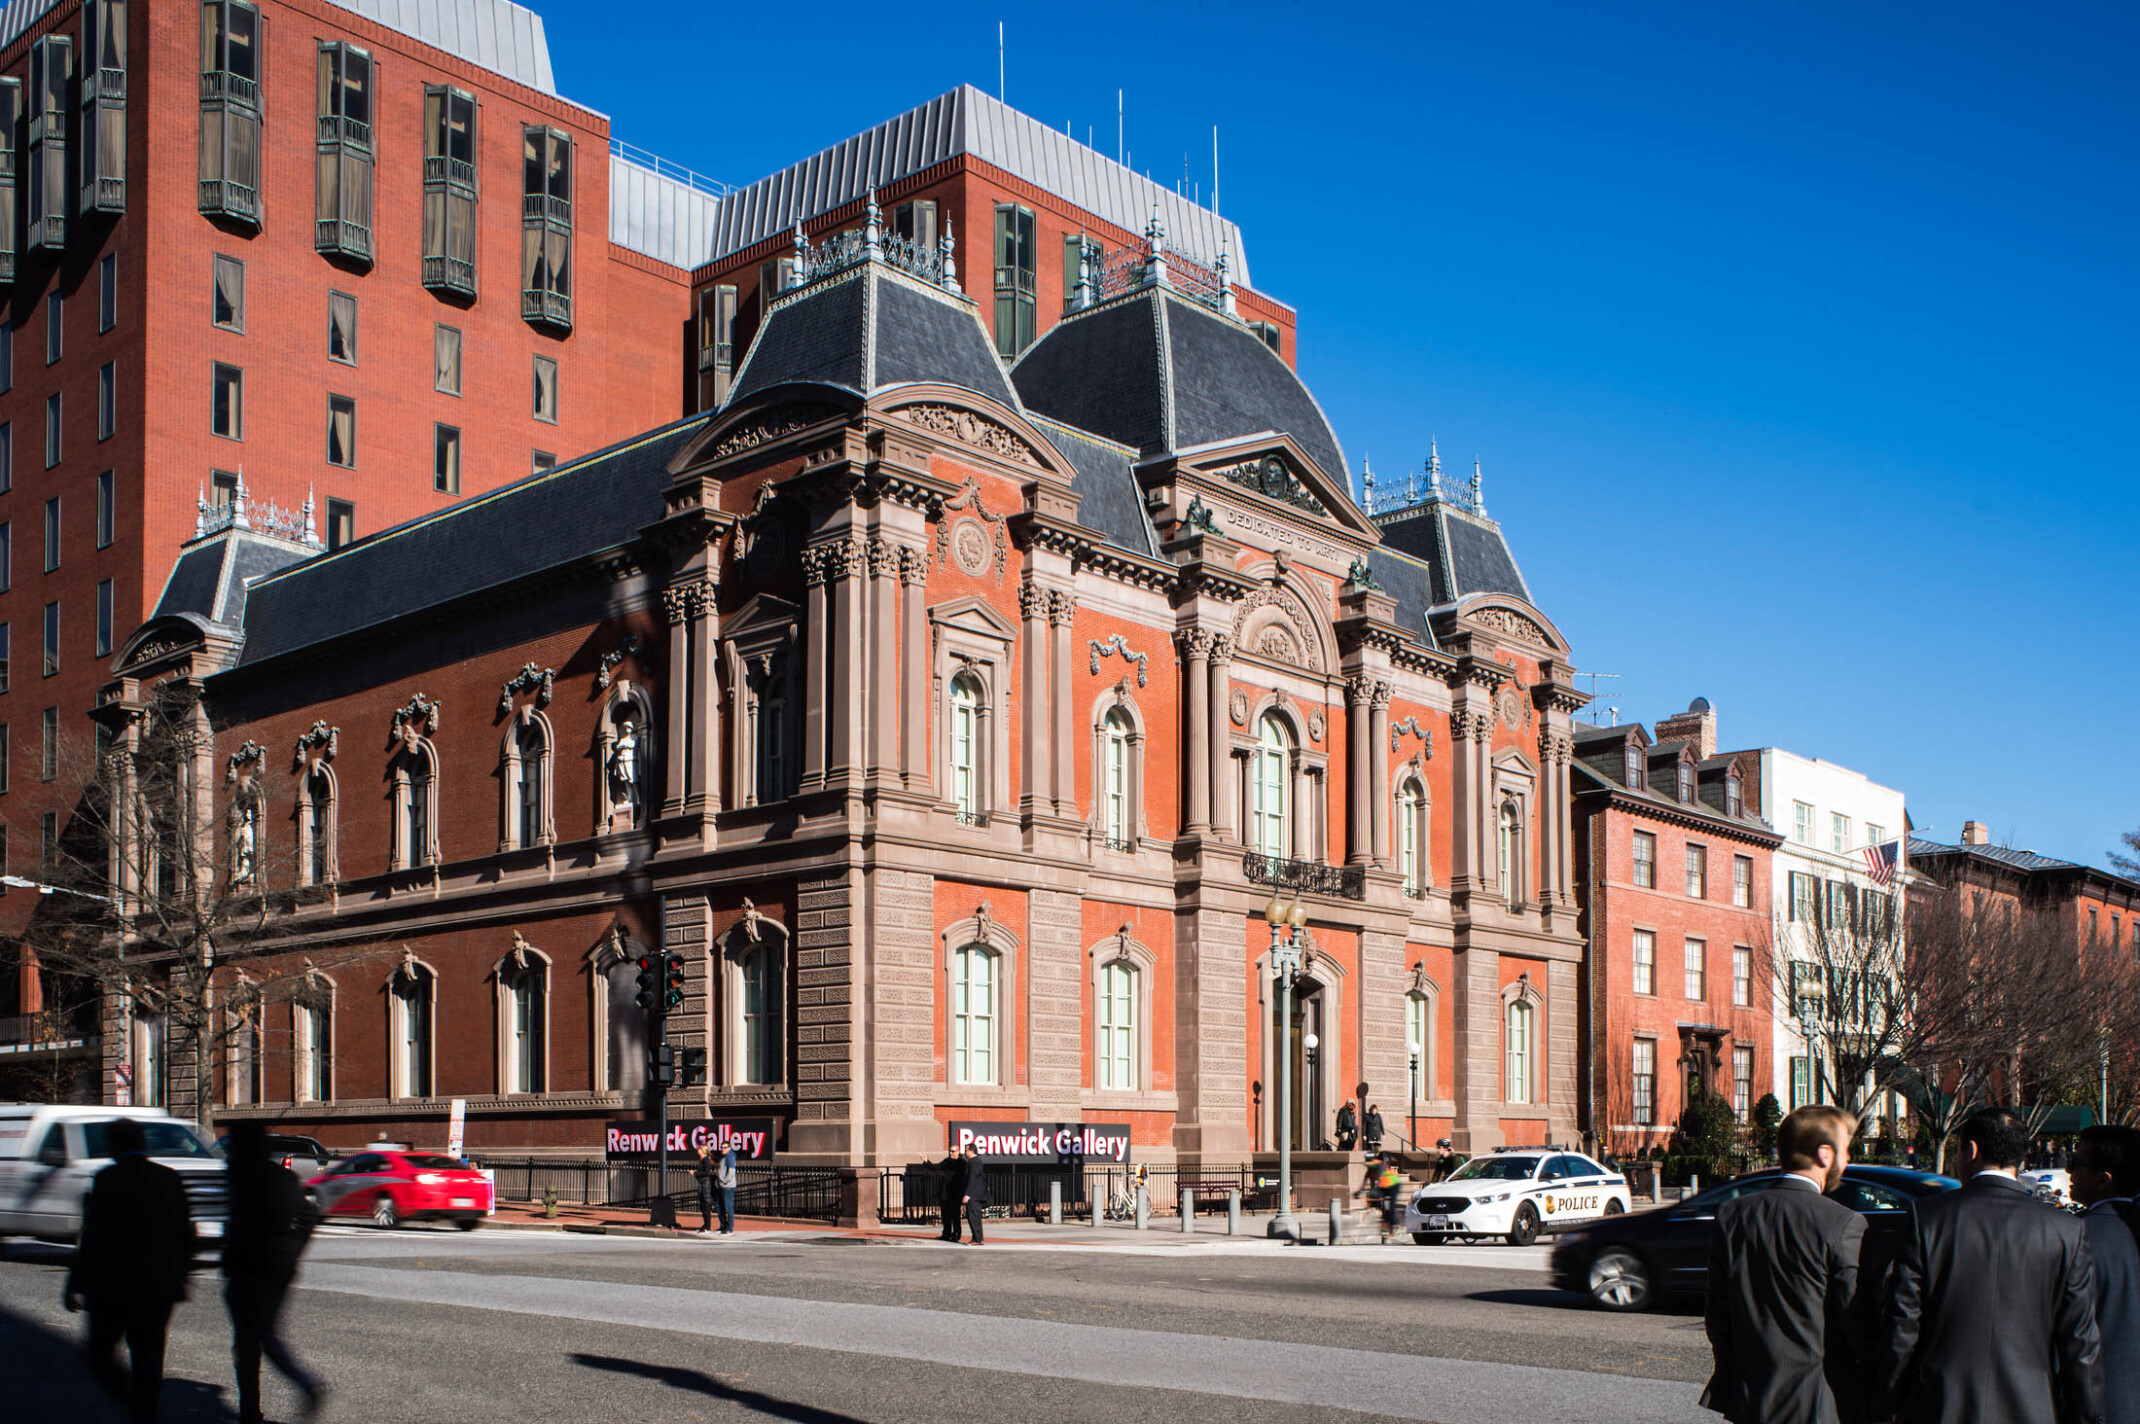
[1408,1040,1422,1160]
[1265,894,1308,1239]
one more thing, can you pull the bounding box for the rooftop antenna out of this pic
[1213,125,1220,219]
[997,22,1004,101]
[1117,89,1123,165]
[1573,671,1623,724]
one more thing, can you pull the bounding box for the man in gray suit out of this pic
[1704,1104,1867,1424]
[2070,1125,2139,1424]
[1874,1107,2103,1424]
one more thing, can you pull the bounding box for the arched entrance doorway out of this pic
[1272,977,1329,1152]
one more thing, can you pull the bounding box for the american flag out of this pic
[1862,839,1900,887]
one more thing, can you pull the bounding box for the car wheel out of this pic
[1508,1203,1541,1247]
[1411,1232,1447,1245]
[1588,1246,1652,1311]
[1604,1198,1626,1216]
[454,1218,480,1232]
[371,1195,398,1229]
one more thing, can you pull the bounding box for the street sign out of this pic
[604,1118,776,1163]
[114,1062,132,1108]
[446,1098,467,1158]
[946,1121,1133,1165]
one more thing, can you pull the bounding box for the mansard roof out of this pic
[232,415,710,671]
[1011,286,1347,488]
[1370,493,1533,608]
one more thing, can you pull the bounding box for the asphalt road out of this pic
[0,1227,1714,1423]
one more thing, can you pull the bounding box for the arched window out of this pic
[1098,959,1136,1090]
[391,964,435,1098]
[499,953,547,1094]
[1623,746,1643,791]
[295,979,334,1104]
[228,1006,262,1105]
[1497,799,1519,900]
[1251,715,1291,858]
[299,767,335,886]
[949,673,982,822]
[1406,990,1434,1100]
[392,742,438,869]
[133,1012,166,1108]
[1397,778,1427,895]
[1505,998,1534,1104]
[1101,710,1131,848]
[518,721,548,848]
[737,942,776,1084]
[755,672,787,803]
[1725,772,1743,818]
[952,943,996,1084]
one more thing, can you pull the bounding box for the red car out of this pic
[305,1150,491,1230]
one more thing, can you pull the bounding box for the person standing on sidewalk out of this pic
[715,1145,738,1235]
[937,1149,965,1241]
[2068,1125,2138,1424]
[1363,1104,1386,1155]
[221,1122,326,1424]
[64,1115,196,1424]
[691,1143,717,1236]
[959,1144,988,1244]
[1335,1100,1359,1152]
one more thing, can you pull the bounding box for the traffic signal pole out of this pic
[636,955,678,1228]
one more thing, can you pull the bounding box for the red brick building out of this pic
[1571,699,1781,1158]
[1909,822,2140,960]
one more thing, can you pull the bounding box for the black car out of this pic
[1549,1164,1959,1311]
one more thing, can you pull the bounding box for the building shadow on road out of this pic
[572,1352,865,1423]
[1467,1286,1703,1317]
[0,1302,237,1422]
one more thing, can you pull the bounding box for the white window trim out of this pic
[1492,750,1537,908]
[721,917,787,1088]
[293,973,336,1105]
[1633,926,1657,996]
[941,911,1019,1090]
[1088,687,1148,850]
[495,944,552,1096]
[929,598,1016,823]
[588,927,651,1097]
[1087,931,1155,1094]
[1684,937,1707,1001]
[1395,769,1430,895]
[721,594,800,810]
[296,760,339,887]
[390,737,440,870]
[388,958,439,1101]
[499,708,555,851]
[1233,697,1323,863]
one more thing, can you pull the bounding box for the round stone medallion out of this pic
[952,519,991,576]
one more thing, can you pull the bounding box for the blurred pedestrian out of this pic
[715,1144,737,1235]
[1369,1153,1404,1243]
[2070,1124,2140,1424]
[691,1142,716,1236]
[1873,1107,2102,1424]
[222,1122,325,1424]
[1335,1099,1359,1152]
[959,1144,987,1244]
[1702,1104,1866,1424]
[1363,1104,1385,1154]
[937,1148,964,1241]
[64,1115,195,1423]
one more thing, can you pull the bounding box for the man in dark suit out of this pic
[937,1148,966,1241]
[958,1144,987,1244]
[64,1116,196,1424]
[1703,1103,1867,1424]
[1873,1107,2104,1424]
[2070,1125,2140,1424]
[223,1122,325,1424]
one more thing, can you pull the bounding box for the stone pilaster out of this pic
[1207,637,1234,840]
[1019,580,1049,818]
[660,892,714,1114]
[800,544,832,790]
[827,540,866,787]
[1048,593,1077,820]
[1368,681,1392,867]
[869,867,938,1160]
[1346,677,1372,865]
[1452,944,1504,1153]
[1174,907,1250,1165]
[1027,889,1085,1120]
[899,549,927,787]
[1548,957,1580,1144]
[1179,631,1214,833]
[1448,708,1492,894]
[1359,929,1409,1121]
[866,537,899,779]
[792,870,857,1156]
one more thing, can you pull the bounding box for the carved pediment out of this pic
[926,594,1018,645]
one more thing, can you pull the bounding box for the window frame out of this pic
[531,353,558,423]
[499,712,553,851]
[294,978,335,1104]
[98,253,117,331]
[389,961,436,1100]
[212,362,243,440]
[97,362,115,440]
[45,289,61,364]
[433,324,462,394]
[991,202,1037,357]
[1251,714,1292,859]
[1503,995,1536,1106]
[951,942,999,1086]
[1684,937,1707,1001]
[390,738,439,869]
[326,499,354,550]
[95,578,112,657]
[213,255,246,331]
[1732,854,1752,908]
[1733,944,1753,1008]
[327,290,358,365]
[42,495,59,572]
[1631,829,1655,888]
[1632,927,1656,995]
[297,762,337,887]
[1685,842,1707,899]
[433,423,460,494]
[1632,1037,1657,1126]
[326,394,356,468]
[43,392,60,467]
[496,948,550,1096]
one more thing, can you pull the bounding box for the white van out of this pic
[0,1105,228,1244]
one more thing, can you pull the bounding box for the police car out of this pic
[1402,1148,1631,1246]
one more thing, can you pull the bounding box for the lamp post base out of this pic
[1267,1213,1299,1240]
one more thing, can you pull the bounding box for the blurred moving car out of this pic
[305,1150,491,1230]
[0,1105,229,1246]
[1550,1164,1960,1310]
[1401,1149,1633,1246]
[217,1132,335,1181]
[2019,1167,2071,1205]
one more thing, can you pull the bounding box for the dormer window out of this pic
[1623,746,1643,791]
[1676,762,1694,804]
[1725,772,1743,818]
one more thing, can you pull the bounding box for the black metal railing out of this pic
[1243,850,1365,901]
[881,1162,1279,1223]
[478,1158,843,1223]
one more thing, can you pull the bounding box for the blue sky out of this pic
[546,2,2137,870]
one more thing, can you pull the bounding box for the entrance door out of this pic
[1274,984,1327,1152]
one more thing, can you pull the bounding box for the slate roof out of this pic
[1010,286,1347,487]
[727,263,1015,409]
[1372,500,1533,607]
[233,416,709,670]
[1027,417,1159,560]
[1364,548,1442,653]
[1570,722,1776,838]
[1906,838,2081,875]
[151,531,320,634]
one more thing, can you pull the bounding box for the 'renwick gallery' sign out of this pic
[947,1121,1133,1165]
[604,1118,776,1163]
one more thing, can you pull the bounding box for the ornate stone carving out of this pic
[1390,716,1434,758]
[1345,674,1377,707]
[866,538,898,579]
[1230,585,1324,672]
[1308,710,1326,742]
[660,576,716,625]
[1046,590,1077,627]
[498,663,556,716]
[800,543,836,587]
[899,404,1039,467]
[1088,635,1149,687]
[935,476,1009,585]
[224,741,267,783]
[1371,679,1394,710]
[1211,454,1330,518]
[1344,557,1382,592]
[292,721,338,768]
[1209,634,1235,662]
[1178,629,1219,659]
[1180,494,1221,535]
[950,518,991,576]
[1019,581,1050,622]
[706,405,837,461]
[390,695,440,743]
[1228,689,1250,725]
[1471,606,1551,647]
[898,545,928,585]
[1257,624,1302,664]
[1496,684,1532,731]
[1540,729,1574,765]
[1449,709,1495,743]
[596,636,654,690]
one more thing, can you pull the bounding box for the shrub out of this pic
[1749,1094,1783,1158]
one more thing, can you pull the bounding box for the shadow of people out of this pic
[2,1302,237,1423]
[570,1352,866,1423]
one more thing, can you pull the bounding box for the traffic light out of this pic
[664,951,687,1011]
[634,956,659,1014]
[652,1042,675,1086]
[680,1046,707,1087]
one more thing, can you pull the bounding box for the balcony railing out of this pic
[317,217,373,263]
[82,173,125,214]
[522,192,570,224]
[199,177,258,225]
[318,113,371,149]
[1243,850,1366,901]
[953,809,989,827]
[521,287,571,330]
[200,69,257,108]
[425,154,476,189]
[27,210,63,251]
[423,255,476,297]
[1100,835,1135,855]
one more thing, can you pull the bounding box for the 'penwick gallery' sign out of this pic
[947,1121,1133,1165]
[604,1118,776,1163]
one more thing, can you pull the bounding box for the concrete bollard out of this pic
[1135,1184,1148,1231]
[1180,1187,1194,1233]
[1691,1174,1701,1195]
[1093,1179,1103,1228]
[1329,1197,1344,1245]
[1049,1179,1062,1226]
[1228,1189,1241,1236]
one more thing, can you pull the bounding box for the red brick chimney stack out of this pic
[1961,821,1990,845]
[1653,697,1718,759]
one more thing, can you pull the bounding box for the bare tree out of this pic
[2110,827,2140,880]
[1767,876,1918,1125]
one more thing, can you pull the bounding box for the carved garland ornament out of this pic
[597,635,654,690]
[498,663,556,716]
[224,741,267,783]
[705,406,837,461]
[899,404,1039,468]
[1088,635,1149,687]
[390,695,441,743]
[292,721,339,768]
[1390,716,1434,758]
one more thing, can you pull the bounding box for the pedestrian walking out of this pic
[1370,1153,1403,1243]
[1872,1107,2103,1424]
[1701,1104,1866,1424]
[1434,1138,1459,1182]
[63,1115,195,1424]
[2070,1124,2140,1424]
[1335,1099,1359,1152]
[692,1143,717,1236]
[937,1149,965,1241]
[715,1144,738,1235]
[1363,1104,1385,1154]
[959,1144,988,1244]
[221,1122,326,1424]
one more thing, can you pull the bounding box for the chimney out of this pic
[1961,821,1990,846]
[1652,697,1717,760]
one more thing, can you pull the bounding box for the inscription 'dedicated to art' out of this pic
[1201,496,1349,566]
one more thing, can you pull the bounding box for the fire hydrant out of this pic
[543,1184,559,1219]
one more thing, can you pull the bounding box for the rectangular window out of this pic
[1684,938,1706,1000]
[0,79,18,284]
[212,363,242,438]
[315,43,374,262]
[328,291,357,364]
[1867,822,1884,847]
[0,622,9,691]
[1631,830,1655,888]
[80,0,125,214]
[1790,1056,1810,1111]
[1733,944,1752,1007]
[199,0,262,227]
[99,254,117,331]
[1793,801,1814,845]
[0,422,10,491]
[695,284,737,408]
[992,204,1037,357]
[531,450,555,474]
[326,395,356,467]
[1733,854,1752,908]
[1063,232,1087,304]
[532,354,558,423]
[1632,928,1655,995]
[213,255,245,330]
[1685,844,1706,898]
[327,498,354,550]
[1827,881,1848,930]
[40,706,56,779]
[520,125,573,329]
[1733,1047,1754,1120]
[422,86,478,296]
[42,497,58,571]
[26,36,70,251]
[434,425,460,494]
[893,198,937,250]
[40,811,54,867]
[1831,813,1850,853]
[44,394,60,467]
[96,471,113,549]
[45,290,61,363]
[434,325,462,394]
[0,723,7,792]
[1790,871,1817,922]
[97,363,115,439]
[1632,1039,1656,1126]
[43,602,59,675]
[211,470,238,507]
[0,521,9,589]
[0,323,12,392]
[95,579,111,657]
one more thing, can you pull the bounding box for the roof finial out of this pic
[862,185,882,261]
[1215,240,1236,317]
[1426,437,1442,498]
[196,486,210,538]
[939,215,957,289]
[1471,457,1486,516]
[1144,205,1168,288]
[789,221,808,290]
[1362,455,1376,514]
[231,468,251,530]
[301,485,319,547]
[1070,233,1094,311]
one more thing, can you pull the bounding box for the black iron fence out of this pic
[475,1158,844,1223]
[882,1163,1092,1223]
[881,1162,1276,1223]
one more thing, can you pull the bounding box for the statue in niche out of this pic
[233,802,258,885]
[608,714,643,826]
